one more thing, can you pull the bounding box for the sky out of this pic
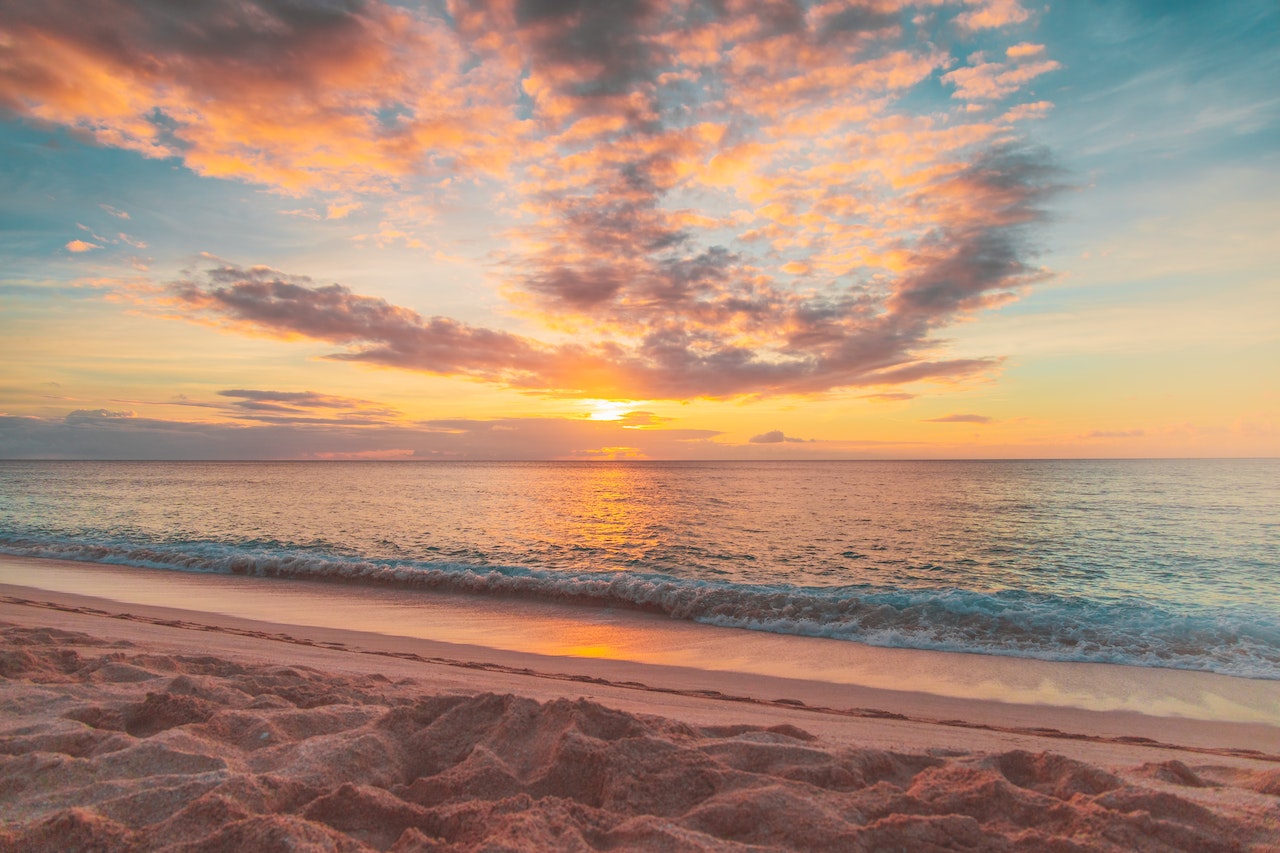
[1,0,1277,460]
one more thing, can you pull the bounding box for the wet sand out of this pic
[2,585,1279,851]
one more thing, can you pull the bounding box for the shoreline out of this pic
[2,593,1279,850]
[2,585,1278,757]
[3,552,1280,730]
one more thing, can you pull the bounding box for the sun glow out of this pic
[585,400,636,421]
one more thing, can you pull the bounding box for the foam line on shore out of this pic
[3,591,1279,759]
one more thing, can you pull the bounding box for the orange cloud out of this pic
[325,203,363,220]
[65,239,101,252]
[10,1,1063,401]
[1002,101,1054,122]
[1006,42,1046,59]
[0,0,520,195]
[957,0,1031,31]
[943,56,1061,101]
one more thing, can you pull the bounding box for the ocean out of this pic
[1,458,1277,681]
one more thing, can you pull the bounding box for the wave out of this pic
[3,535,1278,680]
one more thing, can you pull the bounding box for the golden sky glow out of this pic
[0,0,1277,459]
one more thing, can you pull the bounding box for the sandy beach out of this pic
[2,586,1278,851]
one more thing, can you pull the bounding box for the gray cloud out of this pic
[0,412,724,461]
[65,409,135,423]
[748,429,811,444]
[512,0,664,98]
[164,236,1043,399]
[168,265,556,386]
[213,389,398,424]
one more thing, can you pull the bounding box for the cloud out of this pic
[173,141,1055,400]
[1006,43,1045,60]
[65,240,101,253]
[14,2,1063,402]
[957,0,1031,31]
[161,136,1055,405]
[924,413,993,424]
[1084,429,1145,439]
[166,263,555,385]
[0,411,725,461]
[326,203,362,220]
[98,204,130,219]
[943,54,1060,101]
[213,388,399,425]
[218,389,371,409]
[308,448,418,461]
[0,0,520,194]
[65,409,134,422]
[615,411,672,428]
[748,429,811,444]
[1001,100,1054,122]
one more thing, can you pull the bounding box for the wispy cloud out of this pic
[325,203,362,220]
[214,389,399,425]
[924,413,993,424]
[1084,429,1145,439]
[943,52,1060,101]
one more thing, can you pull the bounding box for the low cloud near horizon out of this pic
[1,406,735,462]
[749,430,813,444]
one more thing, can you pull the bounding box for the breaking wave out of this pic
[3,535,1278,680]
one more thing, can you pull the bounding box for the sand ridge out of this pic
[3,621,1280,851]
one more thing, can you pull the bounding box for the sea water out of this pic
[1,459,1277,679]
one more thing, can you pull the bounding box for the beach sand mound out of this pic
[1,624,1277,852]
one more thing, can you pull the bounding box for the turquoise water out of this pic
[1,459,1277,677]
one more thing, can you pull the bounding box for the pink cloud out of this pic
[0,0,521,194]
[64,239,101,253]
[1006,42,1046,59]
[10,1,1063,402]
[1002,100,1054,122]
[943,57,1061,101]
[162,145,1048,402]
[924,413,993,424]
[325,203,363,220]
[957,0,1031,31]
